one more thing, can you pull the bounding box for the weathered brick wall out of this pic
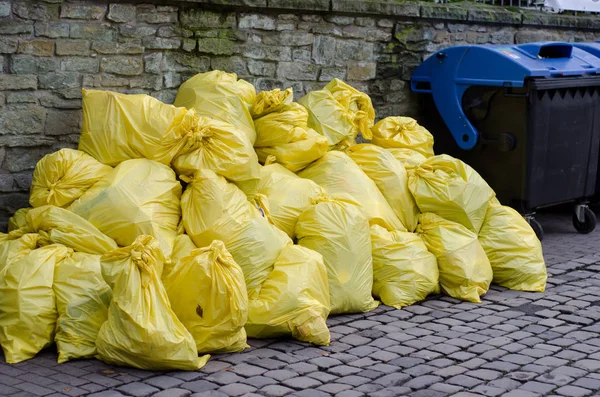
[1,0,600,226]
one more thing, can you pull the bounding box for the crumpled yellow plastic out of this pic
[19,205,118,255]
[252,88,294,120]
[298,90,355,147]
[370,225,439,309]
[30,148,112,208]
[296,194,378,314]
[418,213,492,303]
[171,116,260,199]
[96,235,208,370]
[70,159,181,257]
[349,144,420,232]
[174,71,257,144]
[255,128,328,173]
[54,252,112,363]
[181,169,291,297]
[0,233,39,273]
[0,244,71,363]
[408,154,495,233]
[324,79,374,140]
[164,234,197,280]
[371,117,435,158]
[246,245,331,345]
[7,208,30,232]
[299,150,405,231]
[479,202,547,292]
[387,148,428,169]
[163,240,249,354]
[257,162,326,238]
[79,89,204,166]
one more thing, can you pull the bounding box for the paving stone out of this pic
[574,359,600,371]
[181,381,219,393]
[572,377,600,390]
[145,376,183,389]
[371,387,412,397]
[501,354,536,365]
[404,375,442,389]
[152,389,191,397]
[335,376,370,387]
[260,385,294,397]
[241,376,276,389]
[282,376,321,389]
[217,383,256,396]
[231,364,266,377]
[500,391,539,397]
[488,378,522,391]
[335,391,364,397]
[373,373,411,387]
[553,385,593,397]
[471,385,506,396]
[446,375,483,388]
[306,371,338,383]
[536,373,575,386]
[285,363,318,376]
[309,357,342,369]
[290,390,329,397]
[519,381,556,394]
[404,365,436,377]
[467,369,502,381]
[317,383,351,393]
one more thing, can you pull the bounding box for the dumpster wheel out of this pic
[529,218,544,241]
[573,206,596,235]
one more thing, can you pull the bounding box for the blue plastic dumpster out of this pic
[411,42,600,239]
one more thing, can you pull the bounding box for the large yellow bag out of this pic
[163,240,248,354]
[96,235,208,370]
[349,144,420,232]
[388,148,428,169]
[181,169,291,296]
[0,233,39,272]
[371,225,439,309]
[299,151,405,231]
[247,245,330,345]
[418,213,492,303]
[296,195,378,314]
[79,89,203,166]
[479,202,547,292]
[257,162,326,238]
[298,90,355,147]
[174,71,257,144]
[252,88,307,147]
[408,154,495,233]
[324,79,375,140]
[20,206,118,254]
[30,149,112,208]
[371,117,435,158]
[163,234,197,280]
[70,159,181,257]
[0,244,71,363]
[54,252,112,363]
[8,208,30,232]
[255,129,328,173]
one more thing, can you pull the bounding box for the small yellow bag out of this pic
[0,233,39,273]
[0,244,71,363]
[163,240,249,354]
[79,89,203,166]
[371,225,439,309]
[257,162,326,238]
[418,213,492,303]
[388,148,428,169]
[252,89,307,147]
[174,71,257,144]
[298,90,355,147]
[408,154,495,233]
[299,151,405,231]
[181,169,291,297]
[70,159,181,257]
[54,252,112,363]
[96,235,208,370]
[247,245,330,345]
[7,208,30,232]
[296,195,378,314]
[371,117,435,158]
[255,129,328,173]
[21,206,118,255]
[479,202,547,292]
[349,144,420,232]
[30,149,112,208]
[324,79,374,140]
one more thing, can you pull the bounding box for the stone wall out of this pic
[1,0,600,226]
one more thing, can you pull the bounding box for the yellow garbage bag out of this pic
[298,151,405,231]
[79,89,204,166]
[418,213,492,303]
[324,79,374,140]
[479,202,547,292]
[0,233,38,272]
[296,195,378,314]
[54,252,112,363]
[8,208,31,232]
[70,159,181,257]
[22,206,118,255]
[255,129,329,173]
[30,149,112,208]
[257,162,326,238]
[164,240,248,354]
[371,117,435,158]
[349,144,420,232]
[96,235,208,370]
[181,169,291,297]
[298,90,355,147]
[0,244,71,363]
[252,88,294,119]
[170,116,260,199]
[174,71,257,144]
[164,234,196,280]
[252,89,307,146]
[408,154,495,233]
[388,148,428,169]
[370,225,439,309]
[246,245,330,345]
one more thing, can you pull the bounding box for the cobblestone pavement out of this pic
[2,213,600,397]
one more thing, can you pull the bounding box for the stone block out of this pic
[312,35,336,65]
[211,56,248,76]
[70,23,117,41]
[0,1,9,17]
[244,45,292,61]
[180,9,236,30]
[332,0,419,17]
[17,40,54,57]
[0,21,33,35]
[59,57,98,73]
[0,37,18,54]
[348,61,376,81]
[468,8,521,24]
[38,92,81,109]
[38,72,79,90]
[239,14,276,30]
[246,60,275,77]
[152,389,190,397]
[119,25,157,38]
[45,109,81,136]
[12,0,59,20]
[269,0,329,11]
[182,39,196,52]
[107,4,136,23]
[158,26,193,38]
[6,92,37,104]
[0,75,37,90]
[56,39,91,56]
[292,48,311,62]
[162,52,210,73]
[0,105,46,136]
[136,6,177,24]
[142,37,181,50]
[101,56,143,75]
[60,4,106,19]
[197,38,236,55]
[92,42,144,55]
[335,40,374,62]
[421,4,468,21]
[277,62,318,81]
[34,22,70,38]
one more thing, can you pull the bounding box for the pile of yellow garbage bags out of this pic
[0,71,547,370]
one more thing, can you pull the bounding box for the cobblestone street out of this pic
[1,213,600,397]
